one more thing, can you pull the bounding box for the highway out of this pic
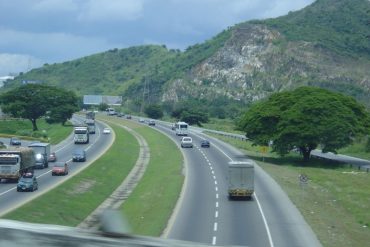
[0,118,114,217]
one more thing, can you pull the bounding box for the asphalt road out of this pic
[0,118,114,217]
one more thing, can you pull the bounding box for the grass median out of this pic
[100,117,184,236]
[2,122,139,226]
[208,133,370,247]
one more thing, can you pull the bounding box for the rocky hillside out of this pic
[3,0,370,116]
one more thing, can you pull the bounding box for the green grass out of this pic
[208,134,370,247]
[101,117,184,236]
[0,118,73,144]
[2,123,139,226]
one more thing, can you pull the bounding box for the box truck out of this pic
[228,161,254,200]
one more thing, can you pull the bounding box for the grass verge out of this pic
[100,117,184,236]
[208,133,370,247]
[0,118,73,144]
[2,123,139,226]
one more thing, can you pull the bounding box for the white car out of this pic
[181,137,193,148]
[103,128,111,134]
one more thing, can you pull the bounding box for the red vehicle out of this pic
[51,162,68,176]
[48,152,57,162]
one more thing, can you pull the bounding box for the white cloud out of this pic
[78,0,144,22]
[0,53,42,76]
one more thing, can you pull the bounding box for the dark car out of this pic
[148,119,156,126]
[72,149,86,162]
[200,140,210,148]
[17,172,38,192]
[48,152,57,162]
[126,115,132,119]
[52,162,69,176]
[10,137,21,146]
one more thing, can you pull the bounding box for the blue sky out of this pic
[0,0,314,76]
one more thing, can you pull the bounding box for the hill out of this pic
[3,0,370,118]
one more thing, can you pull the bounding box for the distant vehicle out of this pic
[74,126,89,144]
[148,119,156,126]
[139,118,145,123]
[175,122,189,136]
[228,161,254,200]
[28,142,51,169]
[86,111,95,120]
[85,119,96,134]
[72,149,86,162]
[200,140,210,148]
[52,162,68,176]
[103,128,111,134]
[171,124,176,130]
[9,137,21,146]
[17,172,38,192]
[48,152,57,162]
[0,147,35,182]
[106,108,117,116]
[0,141,5,149]
[180,137,193,148]
[117,112,124,117]
[126,115,132,119]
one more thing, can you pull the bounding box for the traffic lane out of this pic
[0,121,113,217]
[191,135,271,247]
[196,132,322,247]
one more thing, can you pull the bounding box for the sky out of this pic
[0,0,314,76]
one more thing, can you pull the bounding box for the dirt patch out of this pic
[67,179,96,195]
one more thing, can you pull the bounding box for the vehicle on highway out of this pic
[85,119,96,134]
[17,172,38,192]
[72,149,86,162]
[52,162,69,176]
[139,118,145,123]
[117,112,124,117]
[200,140,210,148]
[175,121,189,136]
[126,115,132,119]
[107,108,117,116]
[0,141,5,148]
[9,137,21,146]
[103,128,111,134]
[48,152,57,162]
[148,119,156,126]
[180,137,193,148]
[74,126,89,144]
[228,161,254,200]
[28,142,51,169]
[0,147,35,182]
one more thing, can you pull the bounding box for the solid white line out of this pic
[212,236,217,245]
[255,193,275,247]
[214,222,218,231]
[215,211,218,218]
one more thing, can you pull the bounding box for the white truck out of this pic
[74,126,89,144]
[228,161,254,200]
[85,119,96,134]
[0,147,35,182]
[28,142,51,169]
[175,121,189,136]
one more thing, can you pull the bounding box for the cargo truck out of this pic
[228,161,254,200]
[0,147,35,182]
[85,119,96,134]
[28,143,51,169]
[74,126,89,144]
[86,111,95,120]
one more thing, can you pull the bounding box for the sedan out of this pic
[10,137,21,146]
[52,162,68,176]
[103,128,111,134]
[181,137,193,148]
[17,173,38,192]
[200,140,210,148]
[48,152,57,162]
[72,149,86,162]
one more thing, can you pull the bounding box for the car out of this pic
[103,128,111,134]
[148,119,156,126]
[52,162,69,176]
[48,152,57,162]
[181,137,193,148]
[10,137,21,146]
[117,112,124,117]
[200,140,210,148]
[17,172,38,192]
[72,149,86,162]
[126,115,132,119]
[139,118,145,123]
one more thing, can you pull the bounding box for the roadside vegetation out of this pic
[0,118,73,144]
[207,133,370,247]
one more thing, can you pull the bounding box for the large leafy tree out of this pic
[239,86,370,161]
[0,84,79,131]
[144,104,163,119]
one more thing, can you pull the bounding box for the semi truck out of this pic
[28,142,51,169]
[0,147,35,182]
[228,160,254,200]
[74,126,89,144]
[86,111,95,120]
[85,119,96,134]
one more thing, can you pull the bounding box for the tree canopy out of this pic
[0,84,79,131]
[144,104,163,119]
[239,86,370,161]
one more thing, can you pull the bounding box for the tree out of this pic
[180,109,209,126]
[98,102,109,111]
[239,86,370,161]
[144,104,163,119]
[45,89,79,125]
[0,84,79,131]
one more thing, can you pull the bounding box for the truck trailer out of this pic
[0,147,35,182]
[74,126,89,144]
[28,143,51,169]
[228,160,254,200]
